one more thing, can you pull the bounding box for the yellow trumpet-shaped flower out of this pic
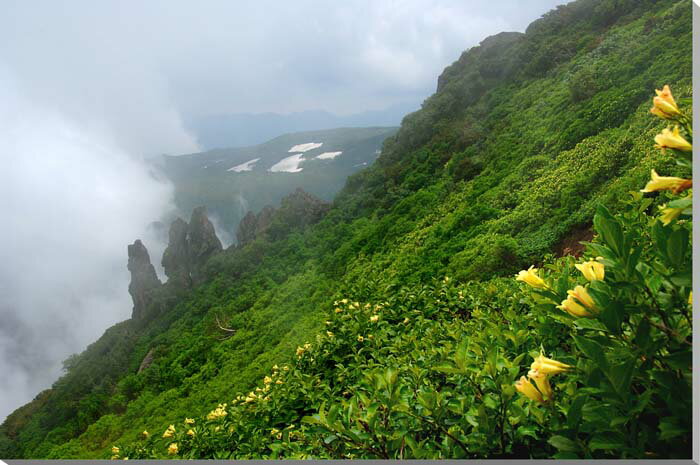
[530,354,572,375]
[141,431,149,439]
[515,266,548,289]
[369,315,379,322]
[357,335,364,342]
[111,446,120,455]
[655,126,692,152]
[659,205,684,225]
[575,260,604,281]
[567,285,598,311]
[528,369,553,399]
[558,295,594,318]
[187,429,195,437]
[184,418,195,425]
[263,376,272,385]
[641,170,692,194]
[650,85,681,119]
[514,376,544,403]
[162,425,175,438]
[167,443,179,455]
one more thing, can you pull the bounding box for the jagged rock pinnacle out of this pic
[127,240,161,320]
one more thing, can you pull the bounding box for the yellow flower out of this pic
[558,295,594,318]
[111,455,119,460]
[641,169,692,194]
[334,307,342,313]
[163,425,175,438]
[403,317,409,324]
[263,376,272,385]
[659,205,684,225]
[530,354,572,375]
[141,431,149,439]
[567,285,598,311]
[326,331,334,338]
[515,266,548,289]
[187,429,195,437]
[111,446,120,455]
[575,260,604,281]
[206,404,227,420]
[528,369,552,399]
[276,379,284,385]
[514,376,544,403]
[357,335,364,342]
[270,428,280,435]
[167,443,178,455]
[650,85,681,119]
[369,315,379,323]
[655,126,692,152]
[296,346,305,356]
[184,418,195,425]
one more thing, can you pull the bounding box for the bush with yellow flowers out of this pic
[111,85,691,460]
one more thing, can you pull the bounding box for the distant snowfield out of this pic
[288,142,323,153]
[270,154,305,173]
[228,158,260,172]
[316,151,342,160]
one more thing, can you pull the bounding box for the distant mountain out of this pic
[156,127,397,242]
[185,101,418,150]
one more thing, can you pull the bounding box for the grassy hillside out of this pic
[159,127,397,237]
[0,0,692,459]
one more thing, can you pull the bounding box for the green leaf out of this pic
[588,436,624,451]
[566,395,588,431]
[666,228,689,268]
[548,435,580,452]
[573,335,609,373]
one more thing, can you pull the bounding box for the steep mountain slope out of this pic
[0,0,691,459]
[158,127,397,238]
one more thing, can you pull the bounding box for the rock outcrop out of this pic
[127,240,162,320]
[237,205,274,246]
[236,189,330,245]
[161,206,223,288]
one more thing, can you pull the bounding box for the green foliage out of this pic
[0,0,691,459]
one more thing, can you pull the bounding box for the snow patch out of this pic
[288,142,323,153]
[269,154,305,173]
[316,151,342,160]
[227,158,260,172]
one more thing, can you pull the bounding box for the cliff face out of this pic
[237,206,274,246]
[127,240,161,320]
[161,206,223,288]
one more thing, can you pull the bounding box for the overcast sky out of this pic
[0,0,566,422]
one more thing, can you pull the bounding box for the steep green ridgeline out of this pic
[0,0,691,459]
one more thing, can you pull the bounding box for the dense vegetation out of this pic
[0,0,692,459]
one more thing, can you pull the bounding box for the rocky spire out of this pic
[127,240,162,320]
[237,205,274,246]
[187,206,223,282]
[161,206,223,288]
[162,217,191,287]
